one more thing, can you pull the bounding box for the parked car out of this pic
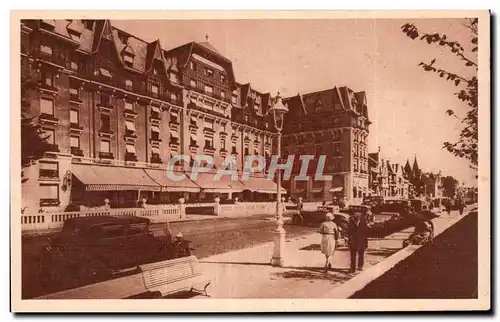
[348,205,375,222]
[378,199,412,216]
[409,199,430,212]
[362,196,385,214]
[39,216,192,285]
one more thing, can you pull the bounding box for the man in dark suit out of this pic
[348,211,369,273]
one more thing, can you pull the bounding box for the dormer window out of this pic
[151,84,159,97]
[123,54,134,67]
[68,30,81,42]
[232,94,238,104]
[125,79,133,91]
[221,74,226,83]
[205,67,213,77]
[40,44,52,56]
[153,67,158,76]
[170,92,177,102]
[70,61,79,71]
[97,68,112,79]
[169,72,178,83]
[221,91,226,100]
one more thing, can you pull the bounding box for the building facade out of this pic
[20,19,281,214]
[281,87,372,204]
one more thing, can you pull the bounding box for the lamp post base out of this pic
[270,226,286,267]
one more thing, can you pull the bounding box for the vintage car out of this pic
[39,216,192,285]
[292,203,347,225]
[377,199,412,216]
[349,205,375,222]
[362,196,385,214]
[409,199,430,212]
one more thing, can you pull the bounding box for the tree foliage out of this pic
[441,175,459,198]
[21,77,51,182]
[401,18,478,170]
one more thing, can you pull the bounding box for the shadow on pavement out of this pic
[200,261,270,266]
[272,266,351,283]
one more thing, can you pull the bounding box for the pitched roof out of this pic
[197,41,222,56]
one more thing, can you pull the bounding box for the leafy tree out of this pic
[401,18,478,171]
[441,175,459,198]
[21,77,51,182]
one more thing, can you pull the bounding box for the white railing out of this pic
[20,201,317,233]
[21,205,182,232]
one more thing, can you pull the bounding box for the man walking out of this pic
[348,211,369,273]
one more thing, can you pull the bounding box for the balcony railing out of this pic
[39,169,59,179]
[99,152,114,159]
[125,153,138,162]
[46,144,60,153]
[39,199,60,207]
[71,147,84,156]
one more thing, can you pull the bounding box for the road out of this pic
[351,211,478,299]
[22,213,317,299]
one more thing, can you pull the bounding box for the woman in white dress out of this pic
[318,212,339,273]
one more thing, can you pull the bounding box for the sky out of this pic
[112,18,478,186]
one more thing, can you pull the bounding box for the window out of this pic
[244,147,249,156]
[100,140,110,153]
[231,142,237,154]
[124,101,133,110]
[98,68,112,79]
[69,86,79,97]
[70,61,78,71]
[204,120,214,130]
[43,70,54,87]
[100,93,110,106]
[40,44,52,56]
[150,106,161,119]
[190,134,198,147]
[70,136,80,148]
[39,161,58,178]
[127,223,147,236]
[70,109,79,124]
[205,138,214,149]
[189,61,195,70]
[101,224,125,239]
[190,79,196,88]
[170,92,177,102]
[221,91,226,100]
[254,102,260,111]
[221,138,226,150]
[232,94,238,104]
[333,131,341,141]
[100,114,111,132]
[125,79,133,90]
[43,129,55,145]
[40,98,54,115]
[205,67,213,77]
[126,143,136,154]
[190,117,198,127]
[153,67,158,76]
[123,54,134,67]
[221,74,225,83]
[151,125,160,140]
[204,85,213,95]
[169,72,178,83]
[39,184,59,205]
[125,120,136,134]
[170,111,179,124]
[68,31,80,42]
[151,84,159,97]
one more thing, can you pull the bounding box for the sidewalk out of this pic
[195,208,472,298]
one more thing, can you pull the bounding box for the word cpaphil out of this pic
[165,154,334,181]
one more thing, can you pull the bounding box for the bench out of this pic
[139,255,211,297]
[36,256,211,299]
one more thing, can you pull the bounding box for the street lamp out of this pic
[269,92,289,267]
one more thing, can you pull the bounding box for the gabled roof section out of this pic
[261,93,271,115]
[404,159,412,175]
[240,83,252,106]
[355,91,369,118]
[145,39,168,74]
[333,87,346,110]
[197,41,222,56]
[92,20,114,53]
[368,152,379,163]
[66,19,85,36]
[387,161,394,174]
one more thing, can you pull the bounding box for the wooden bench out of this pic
[36,256,211,299]
[139,255,211,297]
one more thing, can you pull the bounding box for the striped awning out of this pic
[71,164,161,192]
[190,172,243,193]
[144,169,200,193]
[239,175,286,194]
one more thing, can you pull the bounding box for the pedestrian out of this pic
[297,197,304,211]
[348,211,369,273]
[458,199,465,215]
[318,212,339,273]
[445,200,451,215]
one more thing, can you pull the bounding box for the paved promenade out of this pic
[194,208,472,299]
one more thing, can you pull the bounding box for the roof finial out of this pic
[205,34,209,42]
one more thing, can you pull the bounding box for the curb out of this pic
[324,210,474,298]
